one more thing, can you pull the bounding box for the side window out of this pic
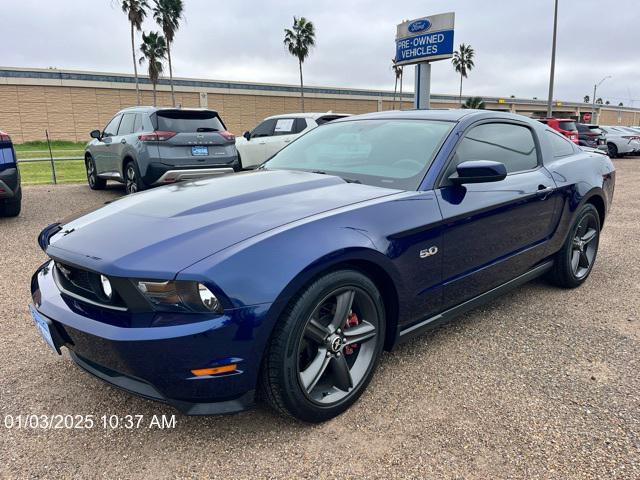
[117,113,136,135]
[133,114,143,133]
[293,118,308,134]
[546,130,575,157]
[103,115,122,137]
[251,119,277,138]
[451,122,538,175]
[273,118,295,136]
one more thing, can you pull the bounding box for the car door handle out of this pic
[536,185,554,198]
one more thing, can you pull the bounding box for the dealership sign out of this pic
[395,12,455,66]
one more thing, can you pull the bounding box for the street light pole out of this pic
[546,0,559,118]
[591,75,612,124]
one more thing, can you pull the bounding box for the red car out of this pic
[538,118,579,144]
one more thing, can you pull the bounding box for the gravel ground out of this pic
[1,160,639,479]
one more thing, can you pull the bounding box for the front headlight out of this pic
[135,280,223,314]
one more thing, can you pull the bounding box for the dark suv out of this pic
[576,123,608,152]
[85,107,240,194]
[0,130,21,217]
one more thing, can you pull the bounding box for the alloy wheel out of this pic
[297,287,379,405]
[86,160,95,187]
[126,164,138,194]
[571,213,598,279]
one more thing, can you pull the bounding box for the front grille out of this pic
[53,262,126,311]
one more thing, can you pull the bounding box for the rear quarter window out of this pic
[546,130,576,157]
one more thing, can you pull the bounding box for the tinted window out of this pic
[293,118,307,134]
[316,115,349,125]
[251,119,276,138]
[265,119,454,190]
[156,110,224,133]
[452,123,538,174]
[117,113,136,135]
[559,121,577,131]
[103,115,122,137]
[546,130,575,157]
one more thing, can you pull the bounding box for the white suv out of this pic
[236,112,350,168]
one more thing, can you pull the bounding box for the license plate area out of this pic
[29,304,60,354]
[191,146,209,156]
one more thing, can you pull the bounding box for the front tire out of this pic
[124,160,146,195]
[260,270,386,422]
[548,203,600,288]
[607,143,619,158]
[85,156,106,190]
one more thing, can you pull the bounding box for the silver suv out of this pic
[85,107,240,194]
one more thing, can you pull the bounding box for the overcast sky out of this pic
[1,0,638,105]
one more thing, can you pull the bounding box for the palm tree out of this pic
[605,100,610,105]
[392,59,401,109]
[618,102,624,107]
[122,0,149,105]
[451,43,475,105]
[139,31,167,106]
[153,0,183,107]
[584,95,590,103]
[284,17,316,112]
[462,96,485,109]
[596,98,603,105]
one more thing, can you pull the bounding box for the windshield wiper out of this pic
[312,170,360,184]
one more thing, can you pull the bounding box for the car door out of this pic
[94,114,122,174]
[435,120,560,309]
[112,113,136,173]
[238,119,277,168]
[263,118,304,158]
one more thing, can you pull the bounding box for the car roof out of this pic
[330,109,542,125]
[118,106,220,115]
[264,112,351,120]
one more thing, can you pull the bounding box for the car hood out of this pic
[46,170,399,278]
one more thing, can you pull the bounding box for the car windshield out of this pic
[263,119,454,190]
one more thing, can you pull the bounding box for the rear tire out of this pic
[0,189,21,217]
[124,160,146,195]
[607,143,619,158]
[548,203,600,288]
[85,156,106,190]
[260,270,385,422]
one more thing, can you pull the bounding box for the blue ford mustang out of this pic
[30,110,615,422]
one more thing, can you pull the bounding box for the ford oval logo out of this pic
[408,19,431,33]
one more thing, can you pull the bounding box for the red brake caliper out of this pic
[343,311,359,355]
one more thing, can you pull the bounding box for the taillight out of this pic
[138,131,177,142]
[219,131,235,141]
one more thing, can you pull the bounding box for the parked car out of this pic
[0,130,21,217]
[538,118,579,144]
[236,112,350,169]
[576,123,608,152]
[31,110,615,422]
[600,126,640,158]
[85,107,240,195]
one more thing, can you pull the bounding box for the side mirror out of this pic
[243,131,251,141]
[90,129,102,140]
[449,160,507,185]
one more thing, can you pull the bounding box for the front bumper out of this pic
[30,261,272,415]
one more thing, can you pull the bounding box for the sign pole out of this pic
[414,62,431,109]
